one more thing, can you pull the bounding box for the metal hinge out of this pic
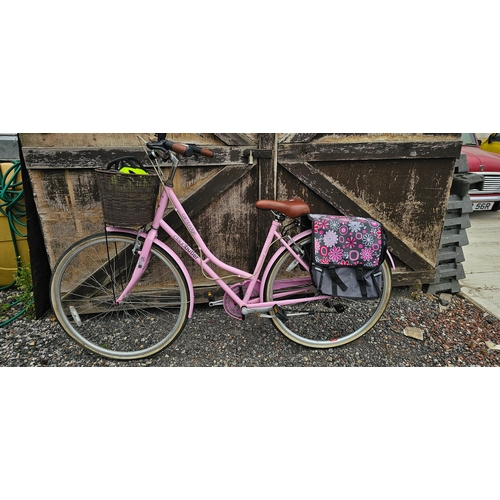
[242,149,273,159]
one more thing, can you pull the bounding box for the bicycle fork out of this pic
[113,229,156,306]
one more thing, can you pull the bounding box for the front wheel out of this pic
[264,234,392,348]
[50,232,190,360]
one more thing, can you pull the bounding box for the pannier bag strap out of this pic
[328,266,348,297]
[355,267,368,298]
[327,266,368,298]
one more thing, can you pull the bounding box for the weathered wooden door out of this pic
[269,133,461,286]
[20,132,461,316]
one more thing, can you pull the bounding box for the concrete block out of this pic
[450,173,484,197]
[437,245,465,264]
[454,153,468,173]
[435,262,466,282]
[423,279,462,295]
[447,194,473,214]
[443,211,471,229]
[440,227,469,247]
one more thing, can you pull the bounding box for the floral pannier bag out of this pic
[308,214,388,300]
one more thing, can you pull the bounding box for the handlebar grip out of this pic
[146,139,213,158]
[184,144,214,158]
[197,147,214,158]
[171,142,187,155]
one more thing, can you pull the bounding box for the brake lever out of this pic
[148,149,168,161]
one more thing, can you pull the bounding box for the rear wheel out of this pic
[50,232,190,360]
[264,234,392,348]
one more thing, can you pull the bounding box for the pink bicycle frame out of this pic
[112,181,316,317]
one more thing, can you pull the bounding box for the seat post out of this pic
[272,210,286,223]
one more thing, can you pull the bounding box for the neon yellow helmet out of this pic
[118,165,148,175]
[106,156,148,175]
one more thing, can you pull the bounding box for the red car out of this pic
[461,133,500,211]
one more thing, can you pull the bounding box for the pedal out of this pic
[207,291,223,307]
[209,299,224,307]
[272,304,288,322]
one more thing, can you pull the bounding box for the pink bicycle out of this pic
[49,138,392,360]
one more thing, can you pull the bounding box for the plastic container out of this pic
[0,162,30,286]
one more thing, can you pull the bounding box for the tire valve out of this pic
[69,306,82,326]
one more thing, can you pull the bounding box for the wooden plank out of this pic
[279,133,318,144]
[19,133,231,148]
[278,141,462,163]
[19,133,153,148]
[281,133,460,143]
[280,161,366,216]
[20,159,52,318]
[392,270,437,287]
[22,146,251,169]
[280,161,436,272]
[255,134,277,260]
[258,134,276,201]
[22,138,462,169]
[213,133,256,146]
[19,133,459,149]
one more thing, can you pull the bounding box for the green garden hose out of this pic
[0,160,31,326]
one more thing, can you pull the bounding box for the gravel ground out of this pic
[1,286,500,367]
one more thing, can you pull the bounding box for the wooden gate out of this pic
[271,133,461,286]
[19,133,461,316]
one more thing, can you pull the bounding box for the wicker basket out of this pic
[94,168,161,227]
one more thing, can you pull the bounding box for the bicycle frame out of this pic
[110,179,318,318]
[106,144,396,322]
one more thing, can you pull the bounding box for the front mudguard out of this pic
[107,227,195,318]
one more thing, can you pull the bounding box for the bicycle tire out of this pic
[263,234,392,348]
[50,232,190,360]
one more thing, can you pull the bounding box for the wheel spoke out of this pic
[264,234,391,348]
[50,232,189,360]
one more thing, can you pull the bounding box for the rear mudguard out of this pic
[260,229,395,301]
[107,227,195,318]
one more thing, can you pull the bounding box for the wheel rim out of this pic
[50,233,189,360]
[264,235,391,348]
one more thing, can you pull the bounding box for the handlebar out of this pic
[147,137,214,158]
